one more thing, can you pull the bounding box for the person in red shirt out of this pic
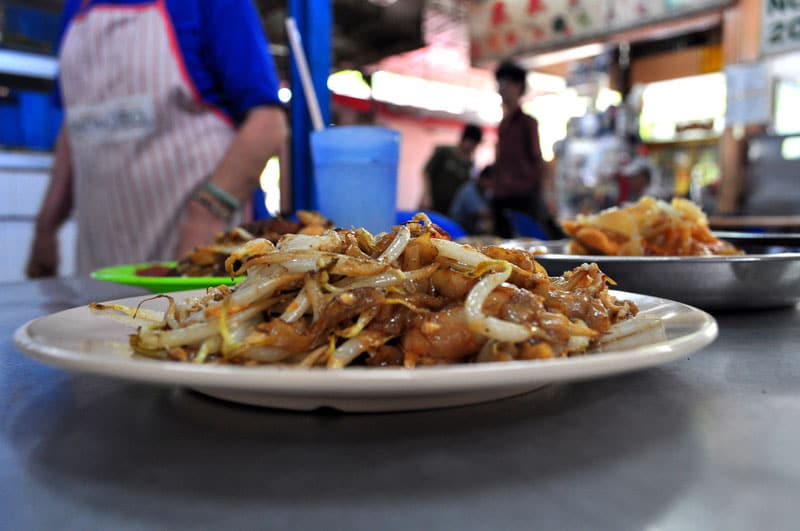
[492,60,552,238]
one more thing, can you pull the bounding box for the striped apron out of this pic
[59,0,236,273]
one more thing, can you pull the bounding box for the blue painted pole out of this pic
[289,0,332,213]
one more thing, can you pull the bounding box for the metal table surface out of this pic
[2,276,799,531]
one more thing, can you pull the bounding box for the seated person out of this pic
[449,164,495,235]
[421,123,483,215]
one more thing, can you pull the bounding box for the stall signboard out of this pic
[469,0,733,64]
[761,0,800,56]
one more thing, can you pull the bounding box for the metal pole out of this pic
[289,0,332,212]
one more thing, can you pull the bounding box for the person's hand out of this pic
[26,228,59,278]
[174,199,227,260]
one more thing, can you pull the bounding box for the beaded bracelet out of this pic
[200,180,241,212]
[191,189,235,223]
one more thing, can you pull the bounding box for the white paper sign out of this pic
[762,0,800,55]
[725,62,771,125]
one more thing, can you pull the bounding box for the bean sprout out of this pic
[97,218,638,368]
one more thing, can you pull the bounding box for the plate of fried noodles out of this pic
[15,214,717,412]
[514,197,800,310]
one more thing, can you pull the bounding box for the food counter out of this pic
[2,275,799,530]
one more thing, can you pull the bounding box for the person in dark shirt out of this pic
[492,60,551,238]
[449,164,495,235]
[421,123,483,215]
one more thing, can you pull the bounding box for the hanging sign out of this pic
[469,0,733,63]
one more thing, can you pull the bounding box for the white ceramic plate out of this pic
[14,290,717,412]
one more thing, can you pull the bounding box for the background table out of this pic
[2,277,799,530]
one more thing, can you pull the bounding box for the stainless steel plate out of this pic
[503,236,800,310]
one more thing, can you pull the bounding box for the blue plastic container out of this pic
[19,91,55,150]
[0,98,22,147]
[311,126,400,234]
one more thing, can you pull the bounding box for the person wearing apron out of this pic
[26,0,287,276]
